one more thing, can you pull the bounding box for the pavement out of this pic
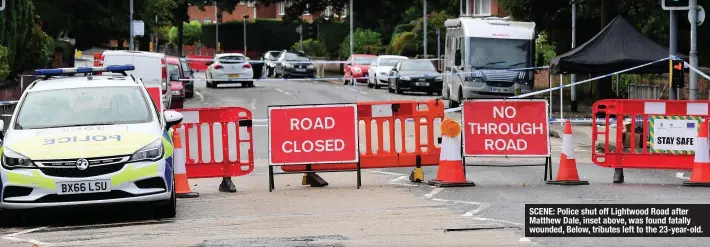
[0,72,707,247]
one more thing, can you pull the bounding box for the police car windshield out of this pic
[14,86,153,130]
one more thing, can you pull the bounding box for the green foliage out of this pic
[0,46,10,80]
[410,10,450,57]
[291,39,328,57]
[0,0,54,79]
[535,32,557,66]
[22,26,55,69]
[169,21,202,45]
[386,32,415,55]
[338,29,383,59]
[201,19,349,59]
[392,23,415,37]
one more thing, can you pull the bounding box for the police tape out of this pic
[442,57,672,113]
[179,65,551,82]
[685,61,710,81]
[76,56,443,64]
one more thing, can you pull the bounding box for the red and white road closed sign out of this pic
[268,104,359,165]
[462,100,550,157]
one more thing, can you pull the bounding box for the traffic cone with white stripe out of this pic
[547,120,589,185]
[683,119,710,187]
[174,131,199,198]
[428,119,476,187]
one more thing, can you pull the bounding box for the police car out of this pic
[0,65,181,218]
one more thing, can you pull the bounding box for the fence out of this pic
[627,84,663,99]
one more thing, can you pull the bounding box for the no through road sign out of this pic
[462,99,551,157]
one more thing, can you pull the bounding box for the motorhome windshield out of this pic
[469,38,531,70]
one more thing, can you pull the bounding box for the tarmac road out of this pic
[1,73,707,246]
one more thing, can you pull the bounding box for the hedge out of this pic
[201,19,349,59]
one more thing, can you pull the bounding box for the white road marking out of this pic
[676,172,690,180]
[423,188,444,198]
[370,170,407,176]
[250,98,257,110]
[462,204,491,217]
[519,237,531,242]
[470,217,523,226]
[389,175,419,187]
[195,91,204,101]
[2,227,50,246]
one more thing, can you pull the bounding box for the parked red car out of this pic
[343,54,377,85]
[166,56,185,109]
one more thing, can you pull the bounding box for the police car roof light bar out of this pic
[34,65,135,78]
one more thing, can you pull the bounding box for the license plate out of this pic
[490,87,509,93]
[416,82,430,86]
[296,69,306,72]
[171,91,181,95]
[228,74,240,78]
[57,180,111,195]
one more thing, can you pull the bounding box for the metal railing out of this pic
[627,84,662,99]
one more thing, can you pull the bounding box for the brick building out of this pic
[463,0,506,17]
[188,1,348,23]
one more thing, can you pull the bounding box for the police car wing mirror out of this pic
[163,110,183,129]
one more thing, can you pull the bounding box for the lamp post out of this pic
[215,3,219,55]
[244,14,249,55]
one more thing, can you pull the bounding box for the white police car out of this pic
[0,65,182,218]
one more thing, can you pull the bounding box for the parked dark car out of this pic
[274,51,315,78]
[388,60,443,95]
[261,50,283,78]
[179,57,194,98]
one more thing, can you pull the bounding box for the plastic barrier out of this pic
[93,53,102,66]
[171,107,255,178]
[186,55,212,72]
[592,99,710,170]
[281,99,445,172]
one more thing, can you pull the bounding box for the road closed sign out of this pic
[268,104,359,165]
[462,100,550,157]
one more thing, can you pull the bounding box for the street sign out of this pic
[268,104,359,165]
[295,25,302,33]
[462,99,550,157]
[689,5,706,26]
[663,0,691,10]
[1,0,5,11]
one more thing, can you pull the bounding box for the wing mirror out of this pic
[454,50,462,67]
[164,110,184,130]
[170,74,180,81]
[0,119,4,140]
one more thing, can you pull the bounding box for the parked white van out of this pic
[101,51,172,110]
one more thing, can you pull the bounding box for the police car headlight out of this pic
[2,148,34,169]
[129,139,164,162]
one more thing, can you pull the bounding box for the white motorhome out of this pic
[442,16,536,107]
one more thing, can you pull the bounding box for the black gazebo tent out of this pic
[550,15,672,75]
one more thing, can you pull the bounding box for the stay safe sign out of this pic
[268,104,359,165]
[462,99,550,157]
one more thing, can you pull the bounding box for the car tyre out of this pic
[154,175,177,219]
[395,80,403,94]
[388,80,395,93]
[185,91,194,98]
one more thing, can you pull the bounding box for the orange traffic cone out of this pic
[174,131,199,198]
[683,120,710,187]
[547,120,589,185]
[428,119,476,187]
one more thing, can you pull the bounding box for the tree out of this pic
[254,0,453,45]
[291,39,328,57]
[172,0,241,56]
[0,0,54,79]
[338,29,382,58]
[0,46,10,80]
[169,21,202,45]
